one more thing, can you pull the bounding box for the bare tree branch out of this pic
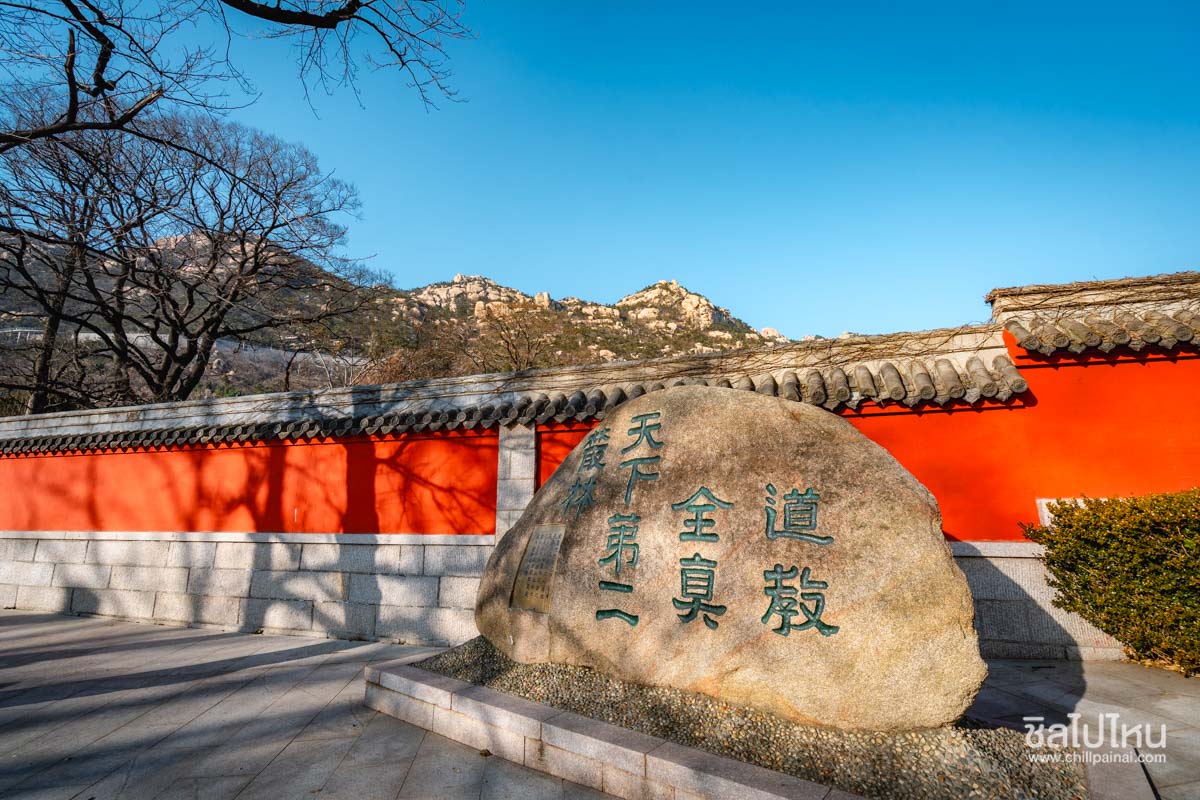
[0,0,469,153]
[218,0,364,29]
[0,112,387,410]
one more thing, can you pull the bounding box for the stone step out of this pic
[363,658,856,800]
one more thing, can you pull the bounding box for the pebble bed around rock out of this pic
[419,638,1087,800]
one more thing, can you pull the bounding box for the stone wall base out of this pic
[0,531,492,646]
[949,541,1123,660]
[0,532,1125,657]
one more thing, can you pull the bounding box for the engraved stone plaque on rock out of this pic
[510,523,565,613]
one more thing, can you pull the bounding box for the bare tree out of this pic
[0,0,469,152]
[365,309,458,384]
[463,300,562,373]
[363,300,568,384]
[0,112,119,410]
[0,111,382,411]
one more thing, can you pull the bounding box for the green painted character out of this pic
[560,476,597,519]
[619,455,660,505]
[761,564,839,636]
[765,484,832,544]
[761,564,800,634]
[597,513,640,626]
[672,553,727,629]
[598,513,640,576]
[672,487,733,542]
[580,426,611,471]
[621,412,663,453]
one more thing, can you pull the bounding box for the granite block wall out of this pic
[0,532,1124,656]
[0,533,488,646]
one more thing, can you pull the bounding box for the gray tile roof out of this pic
[0,326,1022,456]
[4,270,1196,457]
[989,270,1200,356]
[1003,309,1198,356]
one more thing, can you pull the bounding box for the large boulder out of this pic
[476,386,986,730]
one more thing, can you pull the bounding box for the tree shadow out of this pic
[0,638,355,711]
[0,621,414,797]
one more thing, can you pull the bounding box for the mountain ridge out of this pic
[1,265,797,407]
[356,272,796,388]
[391,272,790,351]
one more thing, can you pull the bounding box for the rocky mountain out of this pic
[380,274,788,368]
[2,267,793,408]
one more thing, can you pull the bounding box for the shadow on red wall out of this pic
[1,427,498,535]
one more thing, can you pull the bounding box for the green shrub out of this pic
[1022,490,1200,675]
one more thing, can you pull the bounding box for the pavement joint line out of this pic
[1,667,195,753]
[225,670,373,800]
[392,729,431,800]
[38,612,1194,798]
[6,648,302,764]
[50,714,190,797]
[310,712,365,798]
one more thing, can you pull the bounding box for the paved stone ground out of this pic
[968,658,1200,800]
[0,611,613,800]
[0,612,1196,800]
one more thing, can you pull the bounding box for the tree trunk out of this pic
[24,309,63,415]
[24,246,78,415]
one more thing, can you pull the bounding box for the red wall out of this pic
[5,341,1197,540]
[536,342,1200,541]
[538,423,597,487]
[0,429,498,535]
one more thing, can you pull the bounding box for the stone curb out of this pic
[364,661,860,800]
[947,541,1044,558]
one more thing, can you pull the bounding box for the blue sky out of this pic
[215,2,1199,338]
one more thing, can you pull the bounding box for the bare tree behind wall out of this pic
[366,301,574,385]
[463,300,562,374]
[0,0,470,153]
[0,111,382,412]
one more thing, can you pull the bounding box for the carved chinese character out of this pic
[560,476,597,519]
[672,553,727,629]
[619,455,660,505]
[672,487,733,542]
[761,564,839,636]
[621,412,663,453]
[580,426,611,471]
[595,609,638,626]
[596,513,640,626]
[598,513,640,577]
[765,484,832,544]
